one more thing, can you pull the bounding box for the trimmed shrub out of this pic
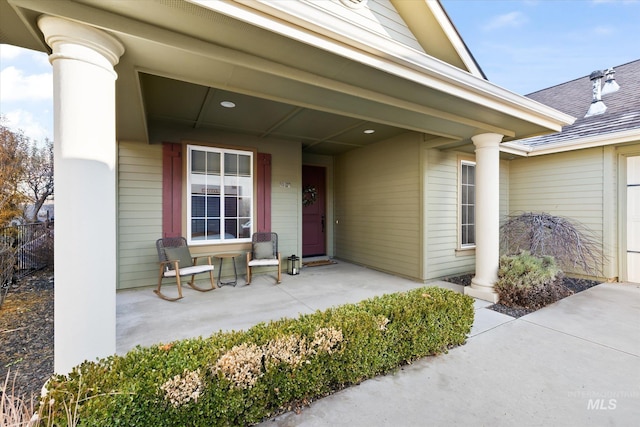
[41,287,473,426]
[495,251,571,309]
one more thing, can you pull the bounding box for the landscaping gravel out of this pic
[0,269,54,400]
[444,274,601,318]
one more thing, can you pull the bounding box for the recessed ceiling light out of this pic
[220,101,236,108]
[364,129,375,134]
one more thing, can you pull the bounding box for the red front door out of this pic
[302,165,326,257]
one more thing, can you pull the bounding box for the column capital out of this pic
[471,132,504,149]
[38,15,124,76]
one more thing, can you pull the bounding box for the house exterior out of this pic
[1,0,579,374]
[502,60,640,284]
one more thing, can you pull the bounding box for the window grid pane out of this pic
[461,162,476,246]
[189,146,252,243]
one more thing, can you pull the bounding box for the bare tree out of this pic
[500,212,605,277]
[0,120,29,227]
[22,138,54,222]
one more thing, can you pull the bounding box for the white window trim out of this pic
[186,144,254,245]
[458,157,476,250]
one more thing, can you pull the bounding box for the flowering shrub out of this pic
[42,287,473,426]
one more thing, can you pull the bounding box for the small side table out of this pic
[214,253,241,287]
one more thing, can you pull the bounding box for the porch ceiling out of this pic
[140,73,410,155]
[2,0,574,156]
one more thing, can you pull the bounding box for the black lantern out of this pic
[287,255,301,275]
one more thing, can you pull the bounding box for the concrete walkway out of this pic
[116,261,640,426]
[262,282,640,427]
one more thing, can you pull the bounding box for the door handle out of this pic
[321,215,325,233]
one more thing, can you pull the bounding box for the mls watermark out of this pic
[568,390,639,411]
[586,398,617,411]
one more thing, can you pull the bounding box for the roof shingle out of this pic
[519,59,640,147]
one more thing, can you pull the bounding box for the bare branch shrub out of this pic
[500,212,605,277]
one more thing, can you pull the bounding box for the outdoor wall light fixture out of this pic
[220,101,236,108]
[287,255,301,275]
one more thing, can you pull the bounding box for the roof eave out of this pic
[190,0,574,136]
[502,128,640,157]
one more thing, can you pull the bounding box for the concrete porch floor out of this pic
[116,261,640,426]
[116,260,461,353]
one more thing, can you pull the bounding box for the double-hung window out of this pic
[460,160,476,248]
[187,145,253,243]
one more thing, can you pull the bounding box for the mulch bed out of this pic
[0,269,54,400]
[444,274,600,318]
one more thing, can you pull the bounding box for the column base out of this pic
[464,285,499,303]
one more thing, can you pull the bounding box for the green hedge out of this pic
[42,287,473,426]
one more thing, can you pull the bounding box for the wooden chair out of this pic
[246,232,281,285]
[155,237,216,301]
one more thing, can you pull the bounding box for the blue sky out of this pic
[1,0,639,143]
[441,0,640,93]
[0,43,52,143]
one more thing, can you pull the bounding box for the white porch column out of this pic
[464,133,504,303]
[38,16,124,374]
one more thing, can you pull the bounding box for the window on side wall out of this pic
[460,160,476,249]
[187,145,253,244]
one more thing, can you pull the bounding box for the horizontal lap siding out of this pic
[425,149,471,278]
[267,143,300,260]
[310,0,425,52]
[509,148,606,275]
[509,149,605,232]
[335,134,421,278]
[424,149,509,279]
[118,142,163,290]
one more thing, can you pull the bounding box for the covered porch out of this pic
[116,260,464,354]
[1,0,574,374]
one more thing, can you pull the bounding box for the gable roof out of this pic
[510,59,640,151]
